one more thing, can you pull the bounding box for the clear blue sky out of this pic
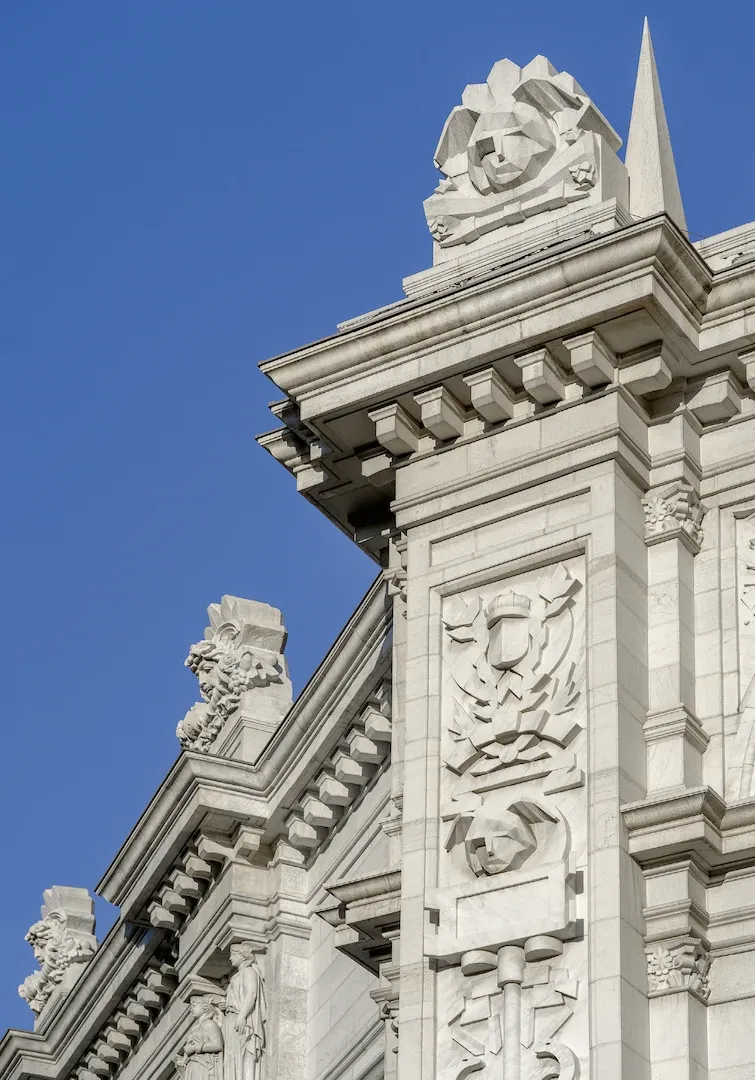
[0,0,751,1033]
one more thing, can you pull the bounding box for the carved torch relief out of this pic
[432,560,588,1079]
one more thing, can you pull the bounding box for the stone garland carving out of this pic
[18,904,97,1016]
[442,562,583,785]
[425,55,622,248]
[177,596,284,753]
[646,938,711,1001]
[224,942,267,1080]
[175,997,225,1080]
[641,480,706,552]
[446,937,579,1080]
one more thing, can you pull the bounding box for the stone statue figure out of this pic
[175,997,225,1080]
[223,942,267,1080]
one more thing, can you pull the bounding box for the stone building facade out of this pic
[4,20,755,1080]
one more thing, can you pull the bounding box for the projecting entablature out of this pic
[258,218,755,560]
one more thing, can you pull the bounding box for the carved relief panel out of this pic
[729,511,755,798]
[429,558,587,1079]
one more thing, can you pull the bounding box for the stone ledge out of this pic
[623,787,755,870]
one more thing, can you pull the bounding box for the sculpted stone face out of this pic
[424,54,623,250]
[468,102,555,194]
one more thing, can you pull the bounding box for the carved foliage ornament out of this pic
[426,54,622,248]
[18,910,96,1015]
[646,938,711,1001]
[177,597,284,753]
[642,480,707,552]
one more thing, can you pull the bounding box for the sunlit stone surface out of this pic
[5,21,755,1080]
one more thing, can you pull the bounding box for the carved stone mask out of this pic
[468,102,555,194]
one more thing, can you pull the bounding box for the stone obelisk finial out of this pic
[625,18,687,234]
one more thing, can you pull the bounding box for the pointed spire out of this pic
[625,18,687,233]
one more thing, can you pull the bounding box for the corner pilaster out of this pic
[265,840,310,1080]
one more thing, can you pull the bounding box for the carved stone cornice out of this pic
[96,754,268,917]
[260,218,709,410]
[644,707,709,754]
[317,866,401,976]
[0,923,169,1080]
[97,579,390,918]
[258,216,715,557]
[623,786,725,832]
[623,787,755,871]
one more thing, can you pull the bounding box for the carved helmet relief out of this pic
[443,562,584,782]
[426,55,624,249]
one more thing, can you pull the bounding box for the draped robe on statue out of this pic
[223,962,266,1080]
[176,1016,224,1080]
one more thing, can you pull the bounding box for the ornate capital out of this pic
[646,936,711,1002]
[642,480,707,553]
